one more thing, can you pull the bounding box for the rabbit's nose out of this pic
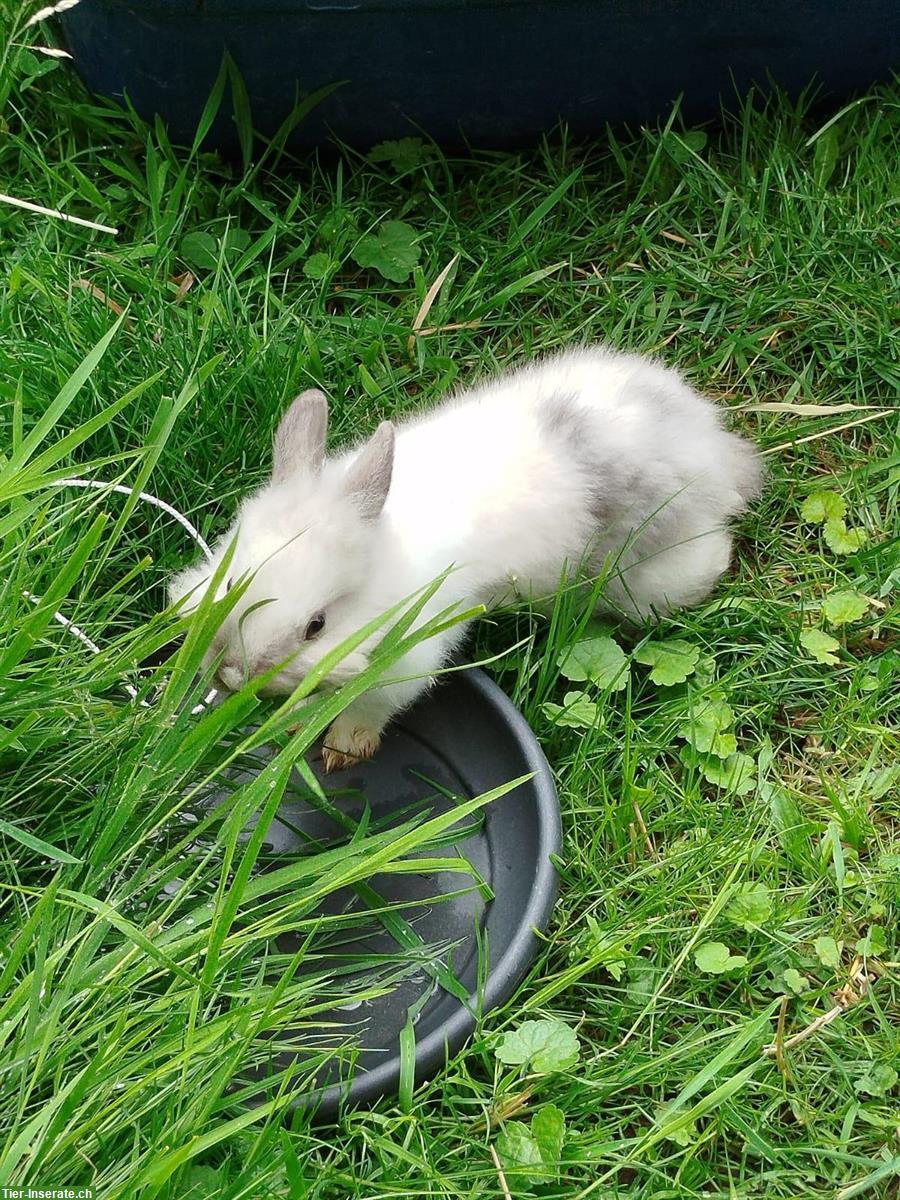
[217,663,245,692]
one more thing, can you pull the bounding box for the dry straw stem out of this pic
[407,253,460,359]
[475,1084,537,1134]
[736,401,886,414]
[761,409,893,456]
[417,319,481,337]
[762,956,875,1057]
[0,191,118,234]
[489,1143,514,1200]
[659,229,691,244]
[73,278,126,317]
[631,796,657,859]
[773,996,791,1080]
[171,271,196,303]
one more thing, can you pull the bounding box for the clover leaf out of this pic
[496,1123,545,1177]
[180,231,218,270]
[531,1103,566,1174]
[180,227,250,271]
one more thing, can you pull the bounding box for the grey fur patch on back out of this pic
[538,392,617,525]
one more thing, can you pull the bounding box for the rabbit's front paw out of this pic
[322,716,382,773]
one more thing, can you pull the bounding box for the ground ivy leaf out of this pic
[854,1063,898,1097]
[800,628,840,665]
[855,765,900,801]
[352,219,421,283]
[667,129,708,163]
[531,1103,566,1174]
[180,231,218,270]
[186,1165,225,1197]
[634,639,700,685]
[303,252,334,280]
[693,942,747,974]
[725,882,772,929]
[782,967,809,994]
[317,207,355,241]
[855,925,886,957]
[626,958,657,1002]
[699,751,757,794]
[813,126,841,188]
[692,654,718,686]
[496,1122,544,1177]
[368,137,428,173]
[823,518,868,555]
[574,918,630,980]
[495,1018,580,1073]
[678,696,736,757]
[814,935,841,968]
[223,227,251,254]
[801,490,845,524]
[666,1116,699,1148]
[557,635,629,691]
[541,689,600,730]
[822,589,870,626]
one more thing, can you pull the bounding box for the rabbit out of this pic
[169,346,761,772]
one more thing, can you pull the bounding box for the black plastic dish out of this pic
[211,667,560,1118]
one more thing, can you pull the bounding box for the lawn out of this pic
[1,7,898,1198]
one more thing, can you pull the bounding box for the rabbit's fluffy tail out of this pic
[723,429,764,510]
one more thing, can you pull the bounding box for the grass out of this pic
[1,5,898,1196]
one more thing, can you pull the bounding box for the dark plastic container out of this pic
[61,1,898,151]
[212,667,561,1118]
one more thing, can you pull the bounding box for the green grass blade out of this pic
[0,819,81,865]
[1,313,125,479]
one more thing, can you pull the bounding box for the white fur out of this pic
[169,347,761,766]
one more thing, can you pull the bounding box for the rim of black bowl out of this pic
[299,667,562,1119]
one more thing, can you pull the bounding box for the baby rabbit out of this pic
[170,347,761,771]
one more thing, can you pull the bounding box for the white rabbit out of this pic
[170,346,761,771]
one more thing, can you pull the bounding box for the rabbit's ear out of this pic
[272,389,328,482]
[342,421,394,519]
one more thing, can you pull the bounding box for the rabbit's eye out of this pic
[304,612,326,640]
[225,578,234,593]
